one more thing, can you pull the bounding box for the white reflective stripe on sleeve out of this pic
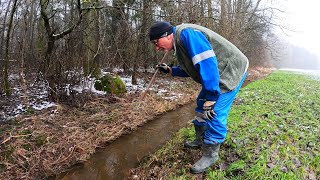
[192,50,216,65]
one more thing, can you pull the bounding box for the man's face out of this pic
[152,34,173,51]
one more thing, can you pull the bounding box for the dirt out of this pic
[0,66,273,179]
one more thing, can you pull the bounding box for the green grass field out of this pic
[133,71,320,179]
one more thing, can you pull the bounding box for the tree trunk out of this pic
[20,8,30,107]
[40,0,83,101]
[207,0,213,28]
[133,0,150,85]
[3,0,18,96]
[83,0,101,77]
[0,0,12,60]
[219,0,228,36]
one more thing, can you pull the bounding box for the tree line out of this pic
[0,0,279,102]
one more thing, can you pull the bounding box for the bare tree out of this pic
[0,0,281,103]
[0,1,12,60]
[39,0,84,101]
[3,0,18,96]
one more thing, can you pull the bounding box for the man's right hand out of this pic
[156,63,171,74]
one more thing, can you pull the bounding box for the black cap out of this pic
[149,21,173,41]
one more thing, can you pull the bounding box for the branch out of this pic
[52,0,83,40]
[247,0,262,23]
[40,0,52,36]
[1,134,32,145]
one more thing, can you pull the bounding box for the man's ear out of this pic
[167,33,173,40]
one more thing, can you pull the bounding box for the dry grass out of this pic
[0,76,200,179]
[0,67,272,179]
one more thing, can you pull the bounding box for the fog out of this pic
[277,44,320,70]
[272,0,320,70]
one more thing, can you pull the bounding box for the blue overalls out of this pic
[171,27,248,144]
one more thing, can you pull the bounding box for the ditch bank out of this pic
[0,67,272,179]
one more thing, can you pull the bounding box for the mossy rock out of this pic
[94,74,127,95]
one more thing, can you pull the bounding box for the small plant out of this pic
[0,127,4,136]
[33,134,47,147]
[20,129,32,135]
[26,107,35,114]
[22,143,32,151]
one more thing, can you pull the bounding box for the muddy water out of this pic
[57,103,196,180]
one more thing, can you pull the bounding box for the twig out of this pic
[140,51,170,100]
[1,134,32,145]
[49,146,75,165]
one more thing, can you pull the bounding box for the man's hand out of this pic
[156,63,171,74]
[203,101,216,120]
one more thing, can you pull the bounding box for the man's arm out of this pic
[180,28,220,100]
[171,66,190,77]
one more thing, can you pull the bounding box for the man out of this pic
[149,21,249,174]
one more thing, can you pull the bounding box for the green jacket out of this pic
[175,23,249,93]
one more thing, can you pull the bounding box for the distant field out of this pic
[131,71,320,179]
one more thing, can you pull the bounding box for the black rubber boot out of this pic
[190,143,220,174]
[184,124,206,149]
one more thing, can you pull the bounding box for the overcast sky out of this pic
[281,0,320,57]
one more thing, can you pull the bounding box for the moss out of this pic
[94,74,127,95]
[0,164,5,173]
[0,127,4,136]
[22,144,32,151]
[1,147,14,161]
[26,107,35,114]
[20,129,32,135]
[112,77,127,95]
[33,134,47,147]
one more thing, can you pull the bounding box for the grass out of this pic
[132,71,320,179]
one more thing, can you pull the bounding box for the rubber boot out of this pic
[190,143,220,174]
[184,125,206,149]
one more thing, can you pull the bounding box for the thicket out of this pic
[0,0,281,102]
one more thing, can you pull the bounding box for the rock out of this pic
[292,158,301,168]
[267,162,275,169]
[280,166,288,173]
[94,74,127,95]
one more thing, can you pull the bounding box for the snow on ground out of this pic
[120,76,146,92]
[1,68,182,121]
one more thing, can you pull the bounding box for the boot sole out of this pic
[190,167,209,174]
[183,144,201,149]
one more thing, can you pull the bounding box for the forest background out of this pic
[0,0,284,101]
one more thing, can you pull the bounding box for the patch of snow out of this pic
[32,101,56,110]
[72,76,102,94]
[90,84,107,95]
[1,68,178,121]
[162,93,183,100]
[137,67,156,73]
[111,67,123,73]
[120,76,146,92]
[157,89,168,94]
[9,74,20,81]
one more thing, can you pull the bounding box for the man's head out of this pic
[149,21,174,51]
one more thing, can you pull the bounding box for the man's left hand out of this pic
[203,101,216,120]
[156,63,171,74]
